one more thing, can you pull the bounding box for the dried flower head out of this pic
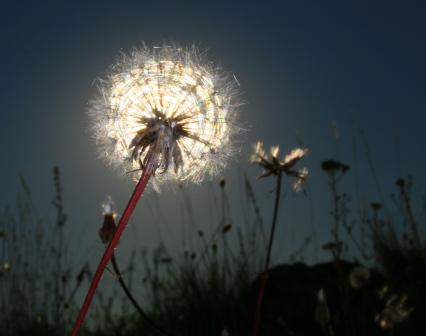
[370,202,382,212]
[348,265,371,288]
[321,159,350,175]
[90,44,240,185]
[375,294,413,330]
[251,141,308,190]
[99,195,117,245]
[315,288,331,328]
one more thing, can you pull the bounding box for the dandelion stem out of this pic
[71,159,154,335]
[253,171,283,336]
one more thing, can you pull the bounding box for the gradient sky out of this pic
[1,1,426,267]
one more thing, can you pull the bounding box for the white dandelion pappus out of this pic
[90,45,239,184]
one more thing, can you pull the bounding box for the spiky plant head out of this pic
[89,44,240,185]
[251,141,308,190]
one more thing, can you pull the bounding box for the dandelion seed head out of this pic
[90,44,240,185]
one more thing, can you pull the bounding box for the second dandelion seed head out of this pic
[251,141,308,190]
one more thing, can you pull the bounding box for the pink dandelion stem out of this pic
[71,155,155,335]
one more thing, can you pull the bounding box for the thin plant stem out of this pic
[253,172,283,336]
[110,254,171,336]
[399,184,422,249]
[71,158,155,335]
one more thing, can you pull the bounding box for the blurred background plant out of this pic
[0,167,90,335]
[318,155,425,336]
[1,148,425,335]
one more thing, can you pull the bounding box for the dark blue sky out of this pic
[1,1,426,264]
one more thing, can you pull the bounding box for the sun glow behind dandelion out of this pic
[91,45,239,184]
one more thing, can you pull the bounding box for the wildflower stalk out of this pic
[251,142,307,336]
[253,171,282,336]
[396,178,422,249]
[71,156,155,335]
[110,253,171,336]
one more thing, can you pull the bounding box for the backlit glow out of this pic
[90,46,239,184]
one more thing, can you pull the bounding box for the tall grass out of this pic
[0,168,89,335]
[0,154,425,335]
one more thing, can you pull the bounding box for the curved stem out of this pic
[71,161,154,335]
[110,253,172,336]
[253,172,283,336]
